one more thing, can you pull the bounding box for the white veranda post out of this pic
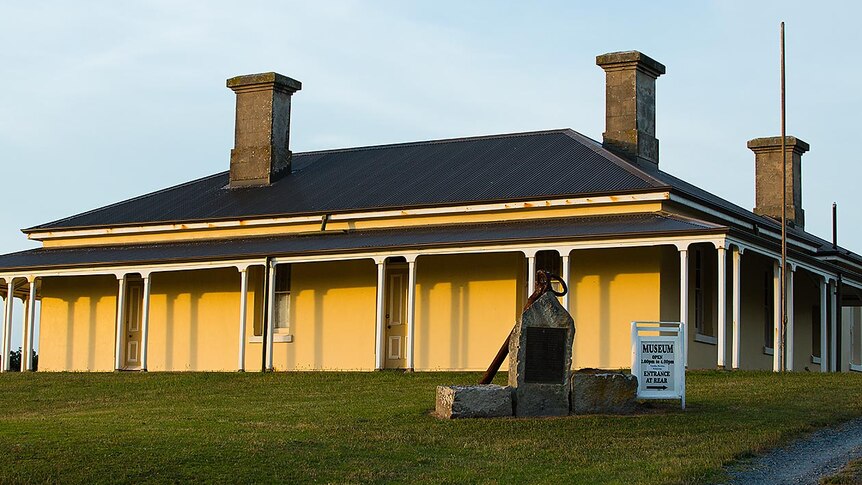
[374,260,386,370]
[820,277,828,372]
[785,266,795,371]
[237,267,249,372]
[831,279,838,372]
[679,247,689,366]
[561,254,571,312]
[0,281,6,373]
[772,260,781,372]
[731,247,742,369]
[2,279,13,372]
[25,278,37,371]
[140,274,152,371]
[717,246,727,368]
[526,253,536,298]
[114,275,127,371]
[406,258,417,371]
[265,263,276,371]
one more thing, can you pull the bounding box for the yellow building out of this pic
[1,51,861,373]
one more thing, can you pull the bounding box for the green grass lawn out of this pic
[1,371,861,484]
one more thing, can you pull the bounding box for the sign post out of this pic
[631,321,686,409]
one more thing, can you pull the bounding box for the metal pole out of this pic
[833,202,838,247]
[779,21,788,372]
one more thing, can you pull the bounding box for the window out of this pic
[694,249,704,335]
[764,270,774,350]
[255,264,291,337]
[274,264,291,332]
[693,249,714,340]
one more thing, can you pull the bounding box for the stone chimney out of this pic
[748,136,809,228]
[596,51,666,169]
[227,72,302,188]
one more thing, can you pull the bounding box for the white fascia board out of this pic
[26,192,671,241]
[756,227,822,253]
[2,233,727,282]
[820,255,862,273]
[668,194,754,230]
[0,258,267,281]
[670,194,823,256]
[271,233,727,265]
[728,236,839,283]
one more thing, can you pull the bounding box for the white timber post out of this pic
[405,256,417,371]
[561,252,571,312]
[821,277,828,372]
[731,247,742,369]
[2,278,13,372]
[785,265,795,371]
[772,260,781,372]
[0,278,6,374]
[678,245,689,367]
[525,250,537,299]
[265,262,276,371]
[237,266,249,372]
[717,245,727,368]
[25,277,37,371]
[374,258,387,370]
[140,273,152,371]
[114,274,127,371]
[831,279,838,372]
[21,294,28,370]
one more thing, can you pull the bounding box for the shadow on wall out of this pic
[279,260,377,371]
[571,247,665,370]
[151,269,239,371]
[416,253,520,370]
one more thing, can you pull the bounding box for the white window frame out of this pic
[274,264,291,334]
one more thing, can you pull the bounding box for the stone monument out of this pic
[508,291,575,417]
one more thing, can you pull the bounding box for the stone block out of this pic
[571,372,638,415]
[435,385,513,419]
[509,292,575,417]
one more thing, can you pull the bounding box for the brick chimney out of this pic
[227,72,302,188]
[596,51,666,170]
[748,136,809,228]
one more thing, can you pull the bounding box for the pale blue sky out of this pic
[1,0,859,256]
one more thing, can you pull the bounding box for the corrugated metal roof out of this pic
[2,214,723,272]
[28,129,665,231]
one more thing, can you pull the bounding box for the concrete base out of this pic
[571,372,638,415]
[435,385,513,419]
[513,383,570,417]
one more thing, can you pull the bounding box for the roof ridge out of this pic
[292,128,572,157]
[560,129,670,188]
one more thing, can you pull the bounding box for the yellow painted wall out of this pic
[272,260,377,370]
[146,268,263,371]
[570,247,663,369]
[414,253,521,371]
[37,246,834,373]
[39,275,118,371]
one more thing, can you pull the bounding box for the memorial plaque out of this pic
[508,292,575,416]
[524,327,566,383]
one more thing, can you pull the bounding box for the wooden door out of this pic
[123,282,143,369]
[384,267,408,369]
